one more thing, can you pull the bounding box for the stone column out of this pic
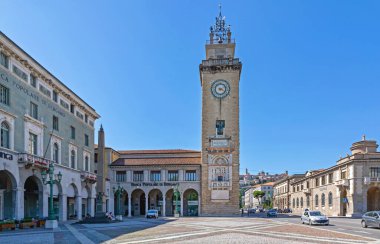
[145,193,149,216]
[75,195,82,220]
[128,195,132,217]
[89,197,95,216]
[162,195,166,217]
[198,194,201,216]
[14,187,24,220]
[43,191,49,218]
[0,190,4,219]
[60,194,67,221]
[180,192,184,217]
[179,170,184,181]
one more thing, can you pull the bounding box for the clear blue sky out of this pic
[2,1,380,175]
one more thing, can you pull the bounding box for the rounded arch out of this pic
[147,189,163,216]
[24,176,43,218]
[183,188,199,216]
[0,169,17,188]
[165,188,182,216]
[213,156,228,165]
[131,188,146,216]
[0,170,17,219]
[67,183,79,198]
[367,186,380,211]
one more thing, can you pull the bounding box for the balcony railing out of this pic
[211,181,230,188]
[18,153,53,169]
[334,179,349,187]
[81,171,97,184]
[303,188,311,194]
[201,58,241,67]
[364,177,380,184]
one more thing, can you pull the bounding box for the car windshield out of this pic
[309,211,322,216]
[148,210,157,213]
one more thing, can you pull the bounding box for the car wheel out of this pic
[301,219,304,224]
[361,220,367,228]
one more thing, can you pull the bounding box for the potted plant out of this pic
[36,217,46,227]
[0,219,16,231]
[19,217,35,229]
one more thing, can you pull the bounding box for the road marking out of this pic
[65,224,95,244]
[354,230,369,234]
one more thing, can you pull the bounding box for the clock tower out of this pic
[199,8,242,215]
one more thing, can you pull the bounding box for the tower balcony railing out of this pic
[81,171,97,184]
[364,177,380,184]
[18,153,53,170]
[201,58,240,67]
[206,38,235,45]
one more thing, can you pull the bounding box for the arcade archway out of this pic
[367,187,380,211]
[148,189,163,216]
[0,170,16,219]
[183,189,199,216]
[131,189,146,216]
[24,176,43,218]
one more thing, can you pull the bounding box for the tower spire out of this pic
[209,4,232,44]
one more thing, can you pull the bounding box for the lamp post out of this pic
[113,183,124,221]
[41,162,62,229]
[173,185,180,218]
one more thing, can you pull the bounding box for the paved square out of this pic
[0,217,377,244]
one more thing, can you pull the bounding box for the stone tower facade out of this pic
[96,125,108,213]
[199,9,242,215]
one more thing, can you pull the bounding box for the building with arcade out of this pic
[0,32,99,221]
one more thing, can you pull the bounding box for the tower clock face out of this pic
[211,80,230,99]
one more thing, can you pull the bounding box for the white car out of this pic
[146,209,159,219]
[301,210,329,225]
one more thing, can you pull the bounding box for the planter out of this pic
[19,222,35,229]
[36,220,46,227]
[0,223,16,231]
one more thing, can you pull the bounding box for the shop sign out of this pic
[131,182,179,187]
[0,151,13,160]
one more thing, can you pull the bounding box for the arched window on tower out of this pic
[0,121,9,149]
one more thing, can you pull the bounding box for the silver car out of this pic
[361,211,380,228]
[301,210,329,225]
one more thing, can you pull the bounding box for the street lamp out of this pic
[41,162,62,229]
[113,183,124,220]
[173,185,180,217]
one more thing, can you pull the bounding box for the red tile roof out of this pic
[117,149,200,154]
[110,149,201,166]
[111,157,201,166]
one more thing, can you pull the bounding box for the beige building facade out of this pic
[275,137,380,217]
[273,174,304,210]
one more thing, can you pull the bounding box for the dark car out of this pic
[362,211,380,228]
[267,209,277,217]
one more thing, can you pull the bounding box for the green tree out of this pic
[253,190,266,205]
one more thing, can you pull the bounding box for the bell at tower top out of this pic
[206,5,236,60]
